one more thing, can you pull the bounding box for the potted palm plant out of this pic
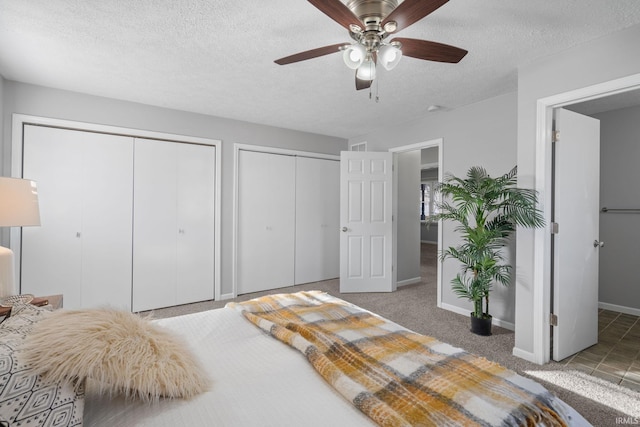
[433,166,544,335]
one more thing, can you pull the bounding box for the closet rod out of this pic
[601,207,640,213]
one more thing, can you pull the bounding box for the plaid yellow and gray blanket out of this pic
[228,291,580,427]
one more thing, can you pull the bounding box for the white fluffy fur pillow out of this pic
[22,308,210,401]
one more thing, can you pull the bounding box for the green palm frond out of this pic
[433,165,544,318]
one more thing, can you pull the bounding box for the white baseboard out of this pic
[420,240,437,244]
[440,302,515,331]
[598,301,640,317]
[492,318,515,331]
[439,302,469,318]
[219,292,235,301]
[512,347,539,364]
[397,277,421,287]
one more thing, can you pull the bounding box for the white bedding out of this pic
[83,306,374,426]
[84,305,590,427]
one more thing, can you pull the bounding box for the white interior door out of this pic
[552,108,601,361]
[133,139,178,311]
[22,125,133,310]
[340,151,394,293]
[294,157,340,284]
[133,139,216,311]
[22,126,83,304]
[237,150,296,294]
[176,143,216,305]
[80,133,134,311]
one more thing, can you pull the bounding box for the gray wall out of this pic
[0,80,348,298]
[420,224,438,243]
[397,150,421,284]
[350,92,518,326]
[516,23,640,358]
[0,78,5,246]
[596,105,640,312]
[421,146,438,166]
[0,78,4,172]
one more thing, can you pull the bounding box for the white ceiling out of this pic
[1,1,640,139]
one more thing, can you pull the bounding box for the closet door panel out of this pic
[81,136,134,310]
[176,143,215,305]
[21,126,134,310]
[22,126,83,306]
[133,140,216,311]
[133,139,178,312]
[237,150,295,294]
[295,157,340,284]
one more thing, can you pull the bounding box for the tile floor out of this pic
[563,309,640,391]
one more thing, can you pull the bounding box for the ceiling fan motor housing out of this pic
[346,0,398,30]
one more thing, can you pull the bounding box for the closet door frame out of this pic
[11,114,222,300]
[232,143,339,299]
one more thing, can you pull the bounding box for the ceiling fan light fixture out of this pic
[343,44,366,69]
[378,44,402,71]
[356,57,376,81]
[383,21,398,33]
[349,23,363,34]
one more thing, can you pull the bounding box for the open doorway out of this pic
[419,148,440,296]
[564,89,640,319]
[390,139,443,305]
[547,93,640,386]
[531,72,640,368]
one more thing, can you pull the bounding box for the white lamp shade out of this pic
[356,58,376,81]
[0,177,41,226]
[379,44,402,70]
[343,44,366,69]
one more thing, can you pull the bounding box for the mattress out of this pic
[83,306,374,426]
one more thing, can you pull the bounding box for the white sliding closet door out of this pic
[295,157,339,284]
[133,139,176,311]
[21,125,134,310]
[237,150,295,294]
[175,143,216,305]
[133,139,215,312]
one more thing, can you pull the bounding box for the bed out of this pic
[83,298,373,426]
[0,291,590,426]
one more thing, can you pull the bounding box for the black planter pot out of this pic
[470,314,492,336]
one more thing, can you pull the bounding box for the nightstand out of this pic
[0,294,63,318]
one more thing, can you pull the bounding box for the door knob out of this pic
[341,227,348,232]
[593,240,605,248]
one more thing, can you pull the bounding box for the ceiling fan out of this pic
[274,0,468,90]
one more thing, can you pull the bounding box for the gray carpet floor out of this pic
[149,244,639,426]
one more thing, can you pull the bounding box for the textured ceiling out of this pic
[1,1,640,139]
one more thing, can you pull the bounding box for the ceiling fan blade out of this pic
[274,43,346,65]
[382,0,449,33]
[307,0,363,31]
[355,74,372,90]
[392,37,467,63]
